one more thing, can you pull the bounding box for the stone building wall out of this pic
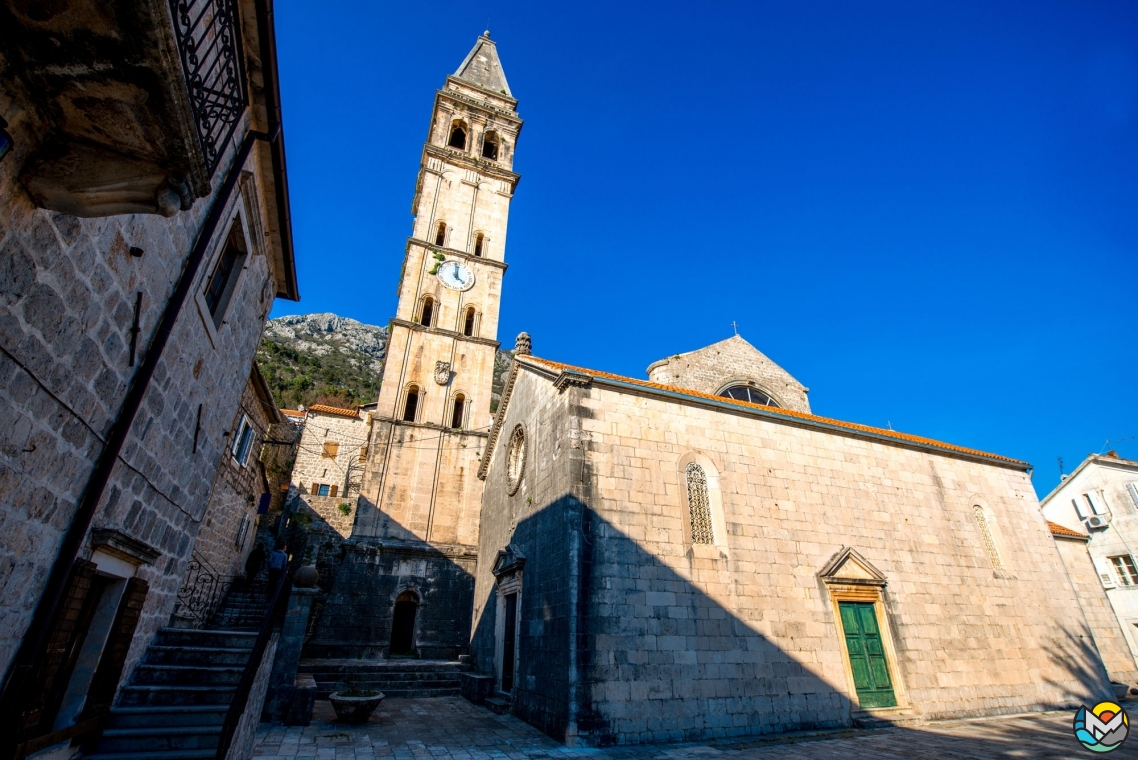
[0,99,288,688]
[472,367,578,740]
[474,358,1112,745]
[646,335,810,413]
[291,407,371,500]
[1051,534,1138,684]
[190,377,276,580]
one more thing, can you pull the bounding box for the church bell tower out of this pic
[351,33,522,659]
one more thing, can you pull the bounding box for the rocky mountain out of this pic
[257,312,513,412]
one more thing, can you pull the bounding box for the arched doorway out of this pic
[389,591,419,656]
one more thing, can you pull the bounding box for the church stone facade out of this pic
[470,349,1112,744]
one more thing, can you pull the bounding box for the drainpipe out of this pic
[0,123,282,748]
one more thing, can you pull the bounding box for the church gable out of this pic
[646,335,811,413]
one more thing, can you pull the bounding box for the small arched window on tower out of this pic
[686,463,714,545]
[450,394,466,429]
[481,131,499,160]
[434,222,447,247]
[463,307,476,337]
[473,232,484,258]
[403,386,420,422]
[448,121,467,150]
[419,296,434,327]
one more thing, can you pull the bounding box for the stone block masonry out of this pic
[0,101,290,694]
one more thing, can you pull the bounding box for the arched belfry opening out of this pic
[448,121,467,150]
[481,131,499,160]
[389,590,420,656]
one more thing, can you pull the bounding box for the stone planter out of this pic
[328,691,384,724]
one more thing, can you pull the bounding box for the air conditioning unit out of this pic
[1087,515,1111,529]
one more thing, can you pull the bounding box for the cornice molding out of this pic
[422,144,520,184]
[406,237,508,271]
[373,414,490,438]
[439,80,522,121]
[389,318,502,348]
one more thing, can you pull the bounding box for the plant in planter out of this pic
[328,679,384,724]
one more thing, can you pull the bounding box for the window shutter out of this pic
[322,442,339,459]
[80,577,149,720]
[309,483,318,496]
[21,559,99,735]
[1128,482,1138,509]
[1073,498,1088,520]
[1086,493,1107,516]
[1093,556,1118,589]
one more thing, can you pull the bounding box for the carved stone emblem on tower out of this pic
[434,361,451,385]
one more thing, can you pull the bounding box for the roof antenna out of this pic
[1101,436,1134,454]
[1057,456,1064,477]
[485,20,491,37]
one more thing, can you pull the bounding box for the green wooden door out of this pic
[839,601,897,708]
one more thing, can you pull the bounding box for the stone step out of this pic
[155,628,257,650]
[106,705,228,729]
[145,645,254,667]
[298,659,464,673]
[118,684,236,707]
[485,695,511,714]
[93,725,220,753]
[325,686,459,700]
[131,663,246,687]
[84,749,216,760]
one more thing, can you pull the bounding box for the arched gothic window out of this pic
[403,386,420,422]
[686,463,714,544]
[419,296,434,327]
[463,307,476,337]
[720,384,779,407]
[473,232,484,258]
[451,394,466,429]
[481,131,499,160]
[972,505,1004,570]
[448,122,467,150]
[434,222,447,247]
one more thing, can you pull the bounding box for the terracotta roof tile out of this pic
[1047,521,1088,539]
[306,404,360,419]
[522,356,1028,468]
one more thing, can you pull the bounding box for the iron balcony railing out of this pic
[168,0,247,175]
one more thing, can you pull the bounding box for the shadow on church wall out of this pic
[470,495,1112,747]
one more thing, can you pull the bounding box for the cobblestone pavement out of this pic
[253,697,1138,760]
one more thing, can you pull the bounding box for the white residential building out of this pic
[1042,453,1138,678]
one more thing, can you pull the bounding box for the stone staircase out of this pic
[298,659,464,699]
[83,585,271,758]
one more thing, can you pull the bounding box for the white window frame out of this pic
[1110,555,1138,587]
[231,415,255,467]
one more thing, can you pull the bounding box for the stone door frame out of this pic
[494,573,522,693]
[819,547,908,712]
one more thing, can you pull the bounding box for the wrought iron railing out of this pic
[168,0,247,175]
[174,553,234,628]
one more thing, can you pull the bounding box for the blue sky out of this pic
[272,1,1138,496]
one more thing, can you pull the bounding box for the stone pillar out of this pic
[265,575,319,721]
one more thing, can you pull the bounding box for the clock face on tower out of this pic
[437,260,475,291]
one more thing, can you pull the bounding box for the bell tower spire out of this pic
[349,34,524,659]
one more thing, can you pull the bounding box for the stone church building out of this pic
[314,32,1116,747]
